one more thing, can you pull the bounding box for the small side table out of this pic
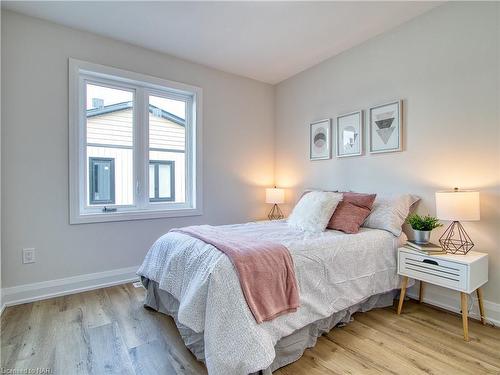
[397,247,488,341]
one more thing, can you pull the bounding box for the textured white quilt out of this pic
[137,221,406,374]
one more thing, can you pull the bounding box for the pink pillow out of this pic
[342,192,376,209]
[327,202,371,233]
[327,192,376,233]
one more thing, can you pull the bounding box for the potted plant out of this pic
[407,213,442,244]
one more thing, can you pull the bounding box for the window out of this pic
[69,59,202,224]
[89,157,115,205]
[149,160,175,202]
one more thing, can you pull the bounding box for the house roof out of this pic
[86,101,185,127]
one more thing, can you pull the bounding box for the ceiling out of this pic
[2,1,441,84]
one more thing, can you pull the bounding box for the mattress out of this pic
[137,220,407,374]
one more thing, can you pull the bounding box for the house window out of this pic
[149,160,175,202]
[89,157,115,205]
[69,59,202,224]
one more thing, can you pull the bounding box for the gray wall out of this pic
[275,3,500,304]
[2,3,499,309]
[0,8,3,303]
[1,11,275,287]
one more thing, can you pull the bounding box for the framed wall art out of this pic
[369,100,402,153]
[310,118,331,160]
[336,110,363,157]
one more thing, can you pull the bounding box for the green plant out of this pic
[406,213,442,231]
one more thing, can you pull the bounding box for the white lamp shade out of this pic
[435,190,480,221]
[266,188,285,204]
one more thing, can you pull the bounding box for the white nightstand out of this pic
[397,247,488,341]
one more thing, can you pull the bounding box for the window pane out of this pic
[89,158,114,204]
[148,95,186,203]
[86,83,134,206]
[158,163,172,199]
[149,161,174,202]
[149,164,155,199]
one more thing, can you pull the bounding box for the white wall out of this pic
[275,2,500,307]
[1,11,274,289]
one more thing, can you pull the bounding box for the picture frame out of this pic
[336,110,363,157]
[369,100,403,154]
[309,118,332,160]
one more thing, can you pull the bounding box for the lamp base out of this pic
[439,221,474,255]
[268,204,284,220]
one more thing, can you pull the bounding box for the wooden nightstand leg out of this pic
[461,292,469,341]
[419,281,424,303]
[476,288,485,325]
[397,276,408,315]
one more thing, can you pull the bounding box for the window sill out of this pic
[70,207,203,224]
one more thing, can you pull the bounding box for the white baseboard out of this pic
[0,265,141,315]
[407,283,500,327]
[2,268,499,330]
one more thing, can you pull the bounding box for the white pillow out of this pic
[288,191,343,232]
[362,194,420,236]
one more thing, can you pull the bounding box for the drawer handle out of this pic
[423,259,438,266]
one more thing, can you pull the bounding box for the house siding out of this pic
[86,108,185,205]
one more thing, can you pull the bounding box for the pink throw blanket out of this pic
[171,225,300,323]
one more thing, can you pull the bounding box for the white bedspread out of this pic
[137,220,406,374]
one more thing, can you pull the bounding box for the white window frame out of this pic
[69,58,203,224]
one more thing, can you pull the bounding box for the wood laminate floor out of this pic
[1,283,499,374]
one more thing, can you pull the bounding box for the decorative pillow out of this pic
[288,191,343,232]
[328,202,371,234]
[342,192,377,209]
[299,189,339,200]
[362,194,420,236]
[327,192,377,233]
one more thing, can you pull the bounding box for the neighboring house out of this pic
[86,100,186,206]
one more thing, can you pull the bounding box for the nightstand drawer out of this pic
[399,251,467,290]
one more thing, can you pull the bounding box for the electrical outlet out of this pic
[22,248,35,264]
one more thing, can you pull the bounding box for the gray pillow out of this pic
[362,194,420,236]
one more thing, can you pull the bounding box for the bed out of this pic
[137,219,408,374]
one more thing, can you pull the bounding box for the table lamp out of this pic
[435,188,480,254]
[266,187,285,220]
